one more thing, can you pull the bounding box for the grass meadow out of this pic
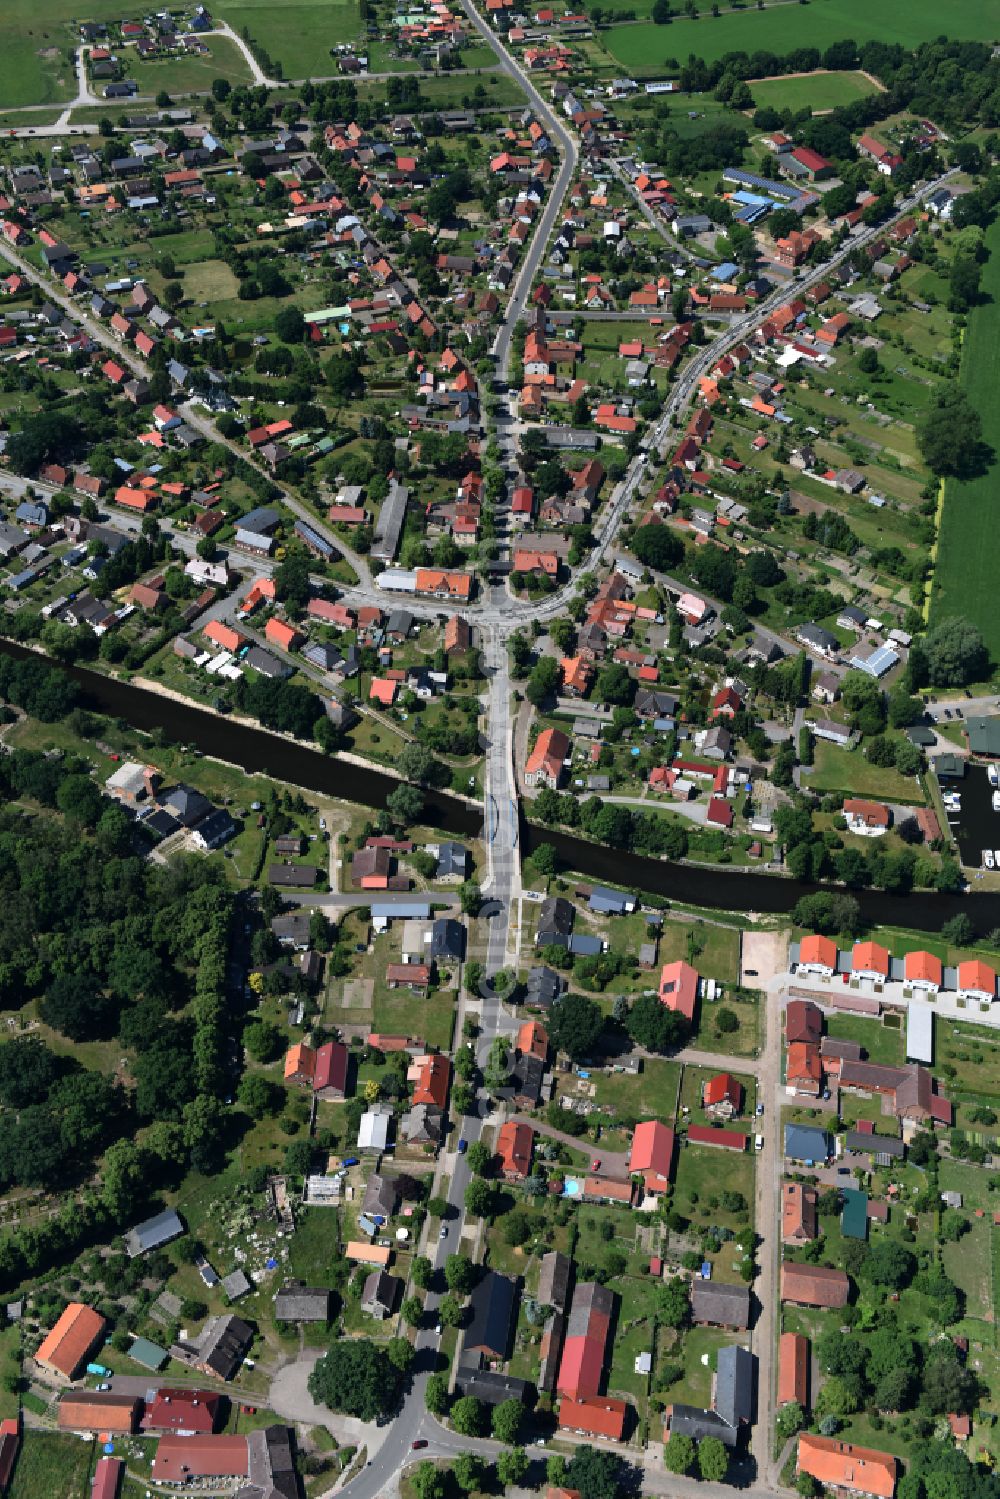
[930,217,1000,661]
[747,69,879,113]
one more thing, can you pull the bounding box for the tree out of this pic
[273,549,312,612]
[548,992,604,1060]
[626,993,687,1052]
[698,1437,729,1482]
[466,1140,491,1176]
[425,1373,450,1416]
[438,1292,464,1327]
[0,1038,62,1110]
[497,1448,529,1486]
[532,842,559,877]
[411,1255,433,1290]
[400,1296,424,1326]
[918,387,987,479]
[631,523,683,571]
[411,1461,447,1499]
[40,975,117,1041]
[308,1341,400,1420]
[863,1239,915,1290]
[452,1454,486,1494]
[56,773,103,826]
[492,1397,523,1444]
[776,1401,804,1440]
[238,1074,283,1120]
[464,1179,494,1217]
[450,1395,486,1436]
[665,1433,696,1474]
[657,1277,690,1329]
[444,1254,478,1293]
[920,1350,978,1414]
[243,1020,284,1063]
[275,307,306,343]
[565,1444,624,1499]
[941,913,974,946]
[857,346,880,376]
[526,656,560,707]
[923,617,988,687]
[163,281,184,310]
[386,782,424,826]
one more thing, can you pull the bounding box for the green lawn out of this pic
[748,69,879,113]
[587,1059,682,1121]
[930,215,1000,661]
[601,0,1000,75]
[120,36,253,94]
[8,1433,94,1499]
[674,1141,753,1237]
[659,917,741,985]
[218,0,361,78]
[808,740,925,802]
[824,1013,905,1067]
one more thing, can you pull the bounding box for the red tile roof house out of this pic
[387,962,430,992]
[851,940,890,983]
[843,798,890,837]
[706,797,734,829]
[314,1040,349,1100]
[778,1332,809,1409]
[410,1053,450,1108]
[781,1262,850,1308]
[710,686,742,719]
[787,1042,822,1096]
[703,1072,742,1118]
[958,958,998,1003]
[525,727,570,790]
[658,960,699,1023]
[796,934,837,977]
[786,999,822,1044]
[557,1281,615,1401]
[686,1124,748,1151]
[264,617,302,653]
[558,1395,628,1442]
[627,1120,674,1193]
[904,950,942,995]
[496,1120,534,1180]
[796,1434,897,1498]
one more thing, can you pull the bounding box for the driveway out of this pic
[511,1114,630,1179]
[269,1353,386,1449]
[741,929,787,989]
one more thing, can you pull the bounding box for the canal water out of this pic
[950,763,1000,874]
[5,640,999,935]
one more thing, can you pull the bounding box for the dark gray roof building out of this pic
[454,1365,532,1405]
[125,1208,184,1258]
[273,1285,331,1324]
[465,1272,518,1360]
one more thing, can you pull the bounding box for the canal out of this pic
[7,641,1000,935]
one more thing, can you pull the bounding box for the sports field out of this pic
[929,218,1000,663]
[602,0,1000,75]
[748,69,879,113]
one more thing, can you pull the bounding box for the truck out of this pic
[754,1135,764,1153]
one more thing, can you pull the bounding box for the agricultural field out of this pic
[747,68,880,114]
[600,0,1000,75]
[929,217,1000,660]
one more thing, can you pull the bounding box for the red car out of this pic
[412,1440,427,1450]
[591,1159,601,1171]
